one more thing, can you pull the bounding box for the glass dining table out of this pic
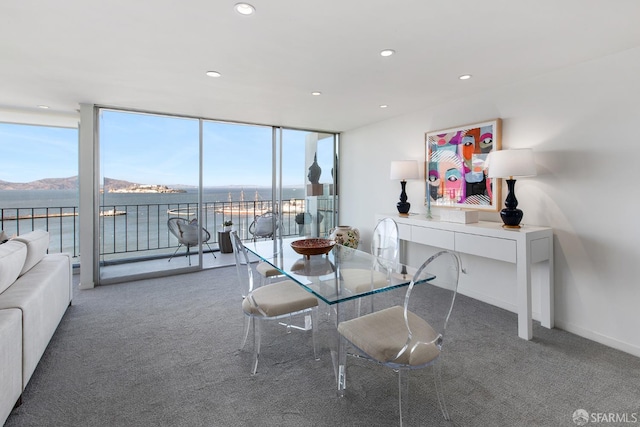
[245,237,420,396]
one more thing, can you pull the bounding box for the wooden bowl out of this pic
[290,238,335,258]
[290,257,335,276]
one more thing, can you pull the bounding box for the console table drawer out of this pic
[455,233,516,263]
[411,226,455,250]
[397,223,412,241]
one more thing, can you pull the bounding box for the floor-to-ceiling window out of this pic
[98,109,201,282]
[0,122,79,259]
[280,129,337,239]
[95,107,338,284]
[202,120,273,241]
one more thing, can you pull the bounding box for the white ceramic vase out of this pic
[329,225,360,249]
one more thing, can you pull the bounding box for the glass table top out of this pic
[246,237,421,305]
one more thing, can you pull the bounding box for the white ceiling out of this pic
[2,0,640,132]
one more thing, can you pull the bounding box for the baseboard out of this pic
[459,288,640,358]
[458,288,527,317]
[554,320,640,358]
[13,394,22,409]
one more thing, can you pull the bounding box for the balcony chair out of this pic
[230,231,319,375]
[337,250,461,425]
[248,211,283,285]
[248,211,279,242]
[167,217,216,266]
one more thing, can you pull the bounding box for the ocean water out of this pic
[0,187,305,208]
[0,187,335,258]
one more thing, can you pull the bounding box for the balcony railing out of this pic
[0,198,335,264]
[1,206,79,256]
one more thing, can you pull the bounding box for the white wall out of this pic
[0,107,78,128]
[340,47,640,357]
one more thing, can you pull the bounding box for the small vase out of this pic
[329,225,360,249]
[308,153,322,184]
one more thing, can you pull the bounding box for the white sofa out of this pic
[0,230,72,425]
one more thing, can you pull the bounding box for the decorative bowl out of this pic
[290,257,335,276]
[290,238,335,258]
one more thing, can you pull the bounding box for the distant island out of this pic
[0,176,185,193]
[108,183,185,194]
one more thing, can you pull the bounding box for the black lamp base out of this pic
[396,180,410,217]
[500,207,523,228]
[397,201,411,217]
[501,178,523,228]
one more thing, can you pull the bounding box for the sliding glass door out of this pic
[98,109,201,282]
[96,107,339,284]
[202,121,273,242]
[202,124,338,245]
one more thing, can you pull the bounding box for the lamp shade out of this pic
[390,160,419,180]
[487,149,537,179]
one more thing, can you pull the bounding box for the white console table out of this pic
[376,214,554,340]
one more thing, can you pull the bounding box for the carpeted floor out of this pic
[5,266,640,427]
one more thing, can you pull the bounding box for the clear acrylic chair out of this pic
[337,250,460,425]
[230,231,319,374]
[340,217,399,314]
[371,217,399,266]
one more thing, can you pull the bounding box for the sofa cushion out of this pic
[12,230,50,277]
[0,240,27,294]
[0,254,72,387]
[0,309,22,425]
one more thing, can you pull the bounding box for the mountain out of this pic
[0,176,78,190]
[0,176,139,191]
[102,177,137,192]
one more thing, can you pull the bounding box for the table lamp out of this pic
[390,160,419,217]
[487,149,537,228]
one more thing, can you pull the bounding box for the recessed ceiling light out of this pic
[459,74,472,80]
[206,71,221,78]
[311,91,322,96]
[379,104,388,109]
[37,105,49,109]
[380,49,395,57]
[235,3,255,15]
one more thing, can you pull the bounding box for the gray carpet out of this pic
[5,266,640,427]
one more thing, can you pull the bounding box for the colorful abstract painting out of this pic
[425,119,502,211]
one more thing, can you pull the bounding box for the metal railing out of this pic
[1,198,336,263]
[1,206,79,256]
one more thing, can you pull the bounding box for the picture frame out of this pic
[425,118,502,212]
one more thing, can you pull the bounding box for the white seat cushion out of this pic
[256,261,280,278]
[253,214,277,237]
[338,305,440,366]
[242,280,318,317]
[0,309,22,424]
[0,254,72,386]
[0,240,27,294]
[340,268,389,294]
[12,230,50,276]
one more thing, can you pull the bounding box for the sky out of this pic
[0,111,335,187]
[0,122,77,183]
